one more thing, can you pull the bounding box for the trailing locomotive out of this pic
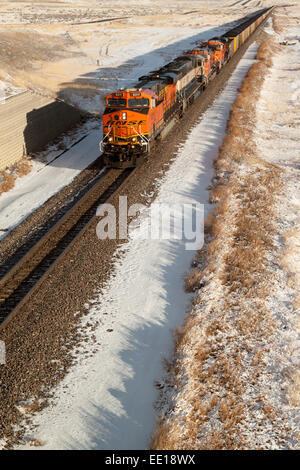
[101,7,273,168]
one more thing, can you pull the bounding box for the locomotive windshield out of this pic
[128,98,149,107]
[107,98,126,107]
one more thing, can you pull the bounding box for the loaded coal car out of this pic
[222,7,270,58]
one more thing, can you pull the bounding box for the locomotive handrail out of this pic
[99,128,112,152]
[131,126,149,147]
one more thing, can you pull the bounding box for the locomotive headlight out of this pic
[132,137,137,142]
[108,137,113,142]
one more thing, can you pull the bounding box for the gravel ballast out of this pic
[0,25,268,448]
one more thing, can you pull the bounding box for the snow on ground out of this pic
[0,1,286,237]
[63,22,234,114]
[0,0,281,112]
[0,78,24,100]
[16,44,259,450]
[0,18,237,237]
[0,119,100,239]
[148,11,300,450]
[255,32,300,167]
[254,10,300,415]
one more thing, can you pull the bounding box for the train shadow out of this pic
[56,17,243,116]
[22,12,254,172]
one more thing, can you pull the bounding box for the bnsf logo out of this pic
[106,120,146,126]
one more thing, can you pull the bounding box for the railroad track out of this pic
[0,152,106,266]
[0,167,135,329]
[0,11,273,332]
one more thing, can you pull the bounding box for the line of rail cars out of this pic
[100,7,273,168]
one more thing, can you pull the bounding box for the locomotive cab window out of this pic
[107,98,126,107]
[128,98,149,107]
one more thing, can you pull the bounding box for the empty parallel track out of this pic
[0,167,135,329]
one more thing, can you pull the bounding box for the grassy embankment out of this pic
[151,15,298,449]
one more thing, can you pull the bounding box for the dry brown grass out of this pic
[280,224,300,409]
[22,399,41,414]
[286,370,300,408]
[28,438,42,447]
[0,156,32,195]
[184,270,202,293]
[151,24,296,450]
[273,14,285,34]
[13,157,32,177]
[0,171,15,195]
[281,226,300,307]
[151,421,174,450]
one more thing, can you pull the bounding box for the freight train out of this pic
[100,7,273,168]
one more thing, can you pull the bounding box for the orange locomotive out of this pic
[101,48,223,167]
[102,88,159,167]
[102,83,177,167]
[101,8,272,168]
[101,55,199,167]
[199,39,228,70]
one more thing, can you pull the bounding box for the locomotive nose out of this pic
[113,112,127,121]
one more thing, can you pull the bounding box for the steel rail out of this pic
[0,167,136,329]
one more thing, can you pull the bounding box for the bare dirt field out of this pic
[0,1,276,112]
